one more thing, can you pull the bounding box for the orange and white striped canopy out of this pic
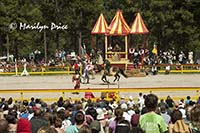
[106,10,130,36]
[130,13,149,34]
[91,13,108,34]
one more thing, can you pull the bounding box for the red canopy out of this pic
[130,13,149,34]
[91,13,108,34]
[106,10,130,36]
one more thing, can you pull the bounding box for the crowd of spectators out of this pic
[1,47,200,73]
[0,93,200,133]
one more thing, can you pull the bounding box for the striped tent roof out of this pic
[106,10,130,36]
[130,13,149,34]
[91,13,108,34]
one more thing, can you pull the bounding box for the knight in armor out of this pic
[72,72,80,89]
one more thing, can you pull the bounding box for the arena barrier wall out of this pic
[0,87,199,103]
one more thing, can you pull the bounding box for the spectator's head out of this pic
[35,98,40,103]
[43,112,52,125]
[54,117,63,128]
[171,110,182,124]
[7,97,13,105]
[85,107,98,120]
[76,103,83,110]
[2,103,8,111]
[186,96,191,100]
[155,107,161,115]
[121,103,128,111]
[58,97,63,102]
[74,111,85,125]
[160,106,166,113]
[8,110,18,119]
[81,98,86,102]
[114,108,123,122]
[1,98,5,102]
[167,95,171,100]
[79,125,92,133]
[5,114,17,124]
[0,119,9,133]
[180,98,184,103]
[144,94,158,111]
[90,120,101,133]
[190,104,200,130]
[160,99,164,103]
[37,126,58,133]
[22,100,29,106]
[31,97,34,101]
[135,108,140,114]
[34,108,42,117]
[186,105,193,121]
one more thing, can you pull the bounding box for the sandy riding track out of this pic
[0,74,200,102]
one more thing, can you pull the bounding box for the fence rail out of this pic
[1,64,200,75]
[0,66,82,75]
[0,87,199,103]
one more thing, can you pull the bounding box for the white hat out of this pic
[121,103,128,110]
[96,108,103,115]
[97,114,104,120]
[57,107,65,112]
[129,96,133,100]
[102,108,107,114]
[97,112,105,120]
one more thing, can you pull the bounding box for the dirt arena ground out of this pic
[0,74,200,102]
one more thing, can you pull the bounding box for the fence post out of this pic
[80,67,82,75]
[20,92,24,101]
[41,67,43,75]
[181,65,183,74]
[62,92,65,98]
[15,59,18,76]
[116,91,120,102]
[67,67,70,75]
[196,90,199,100]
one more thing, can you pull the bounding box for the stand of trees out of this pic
[0,0,200,59]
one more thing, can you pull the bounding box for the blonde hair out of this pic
[37,126,58,133]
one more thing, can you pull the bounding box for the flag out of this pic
[152,48,157,55]
[152,44,158,55]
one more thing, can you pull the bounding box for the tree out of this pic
[0,0,199,60]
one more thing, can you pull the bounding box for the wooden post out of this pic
[125,36,128,60]
[41,67,44,75]
[44,30,47,64]
[20,92,24,101]
[196,90,199,100]
[62,92,65,99]
[181,65,183,74]
[67,66,70,75]
[105,36,108,59]
[15,59,18,76]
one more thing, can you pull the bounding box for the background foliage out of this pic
[0,0,200,59]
